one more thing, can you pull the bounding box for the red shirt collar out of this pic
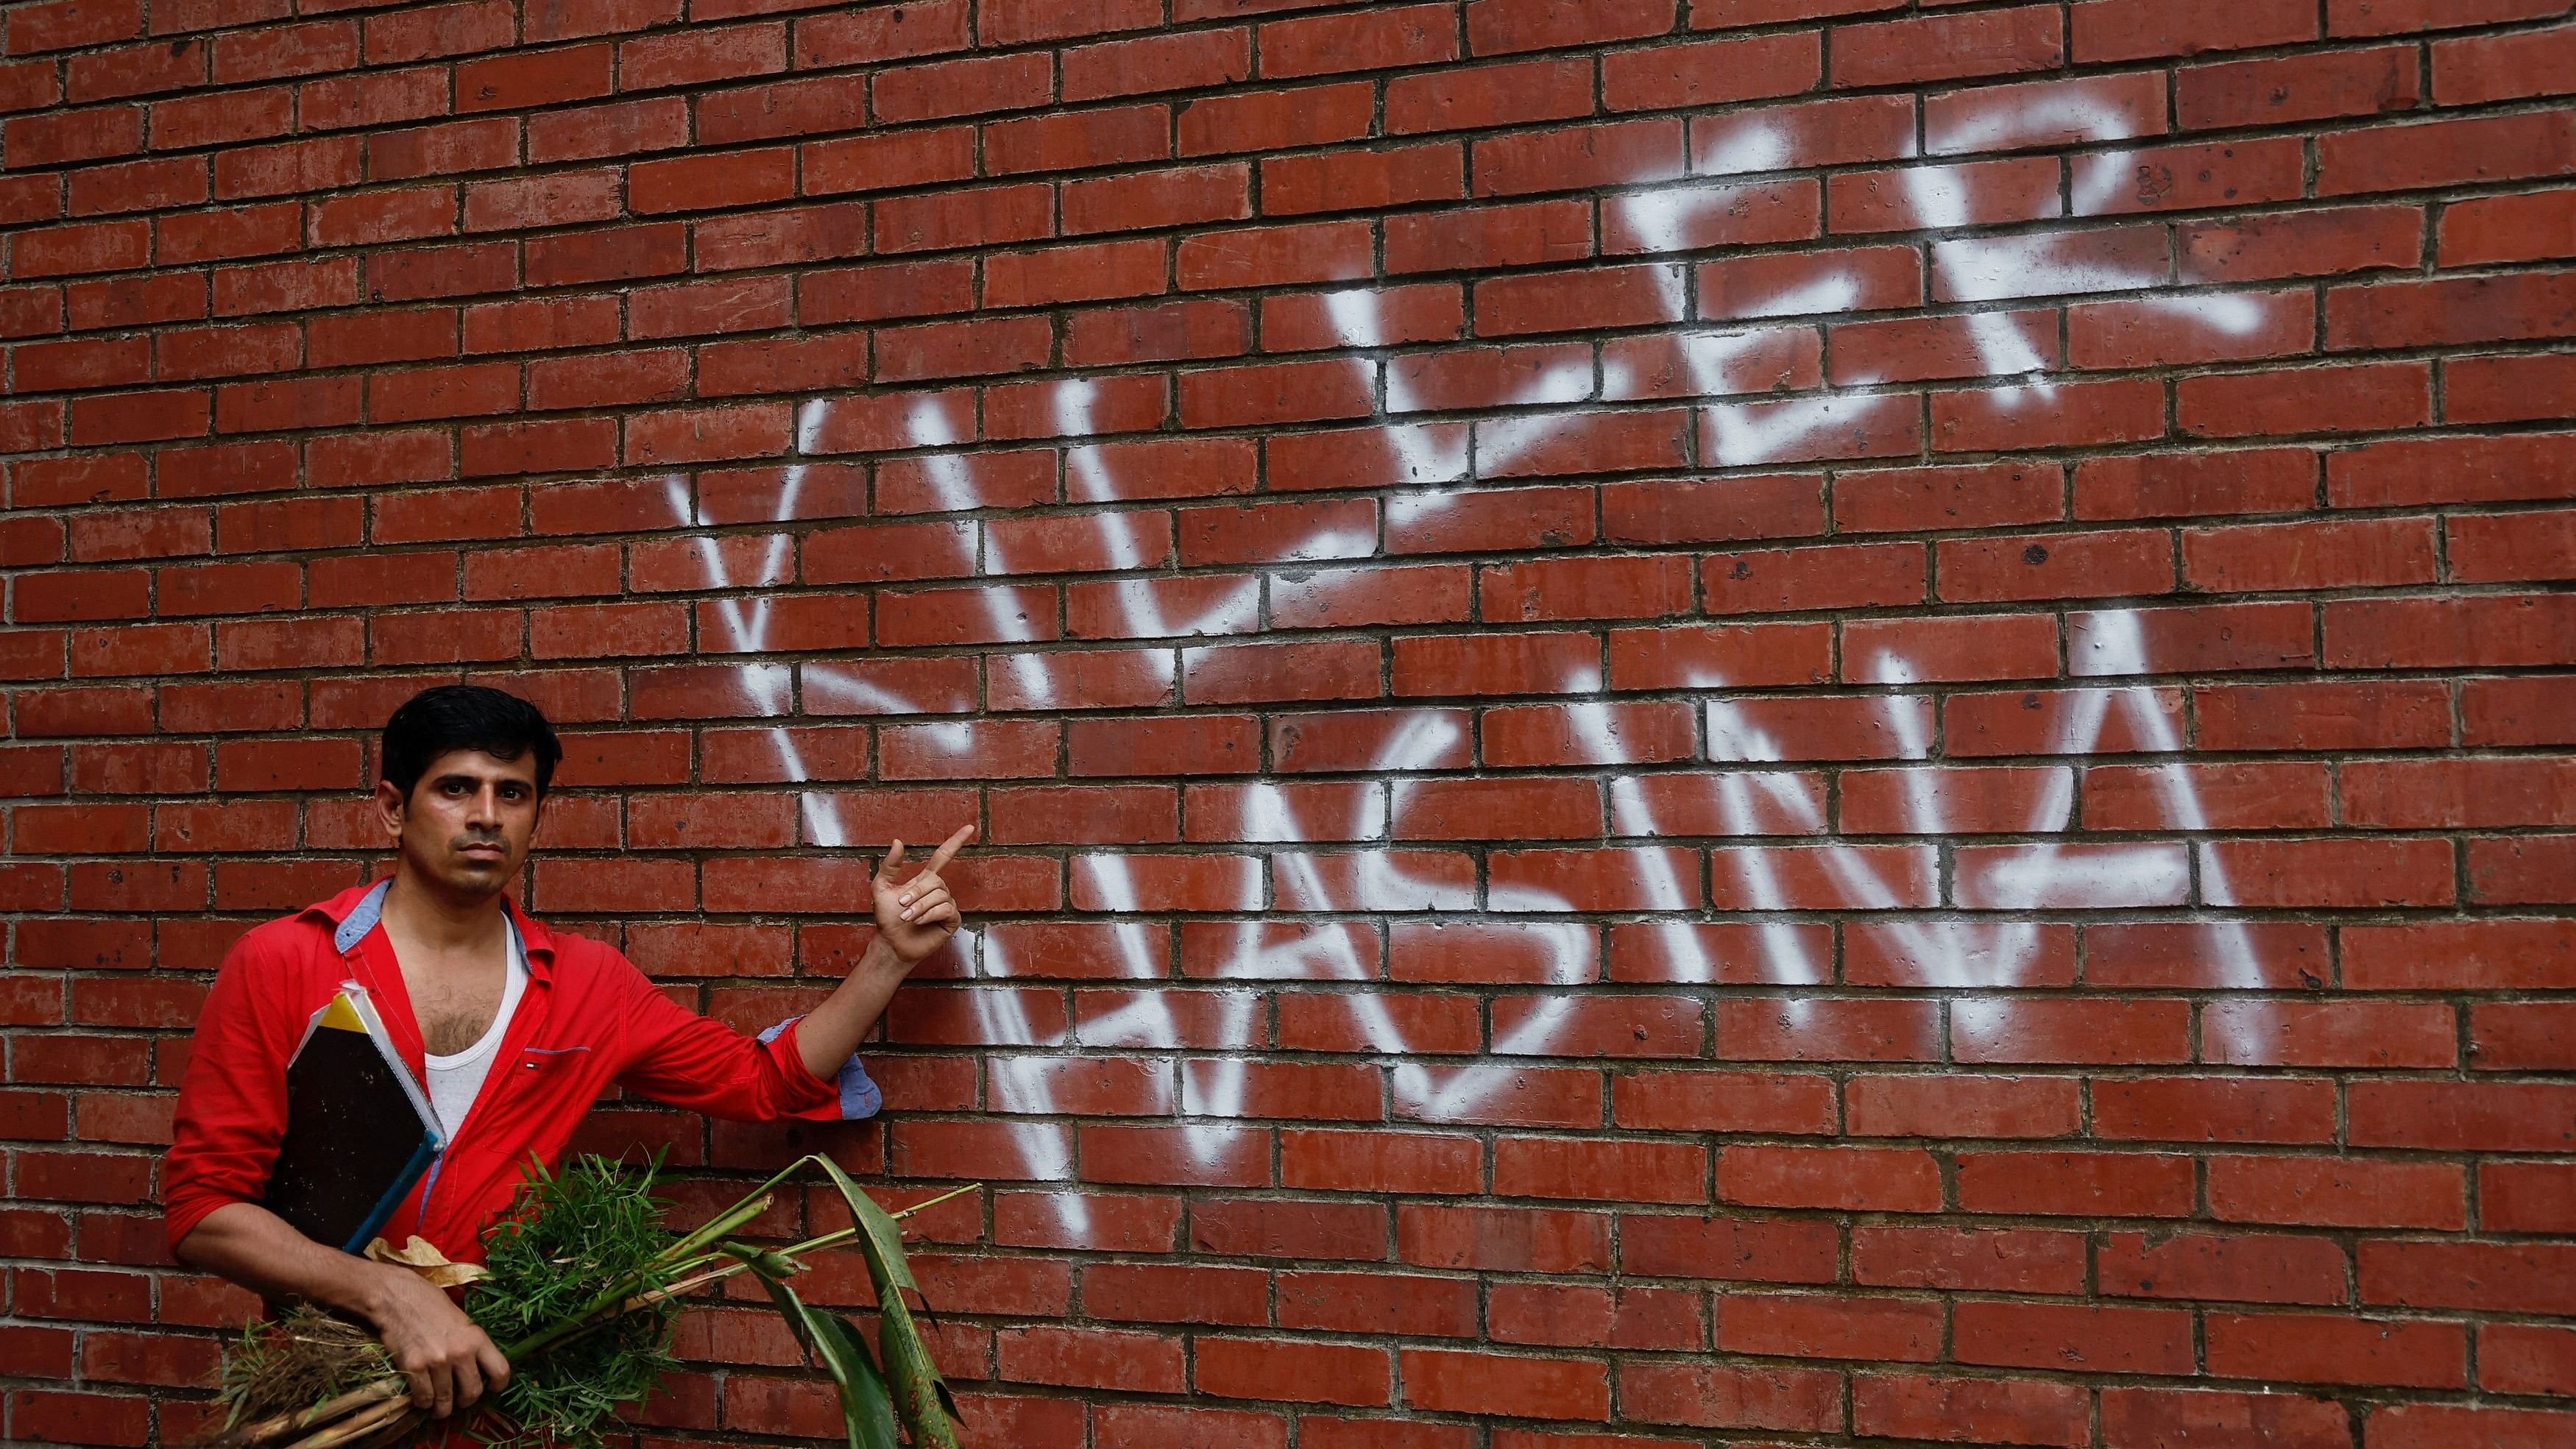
[297,875,557,979]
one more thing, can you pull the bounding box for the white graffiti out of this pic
[659,103,2284,1215]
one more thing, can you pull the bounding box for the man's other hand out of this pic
[872,824,974,964]
[367,1265,511,1420]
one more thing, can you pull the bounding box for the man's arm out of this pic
[166,935,507,1423]
[613,824,974,1119]
[790,826,974,1080]
[175,1203,509,1423]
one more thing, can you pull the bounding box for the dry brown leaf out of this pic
[363,1235,488,1290]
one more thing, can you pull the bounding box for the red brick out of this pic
[2072,0,2319,63]
[2327,0,2565,35]
[1694,93,1919,174]
[1853,1226,2085,1294]
[872,51,1050,124]
[2367,1406,2576,1449]
[2446,352,2576,426]
[1842,612,2058,683]
[2204,837,2457,908]
[1386,201,1586,278]
[2183,517,2436,592]
[2209,1155,2466,1230]
[2352,1081,2576,1153]
[1711,1292,1936,1364]
[1607,30,1819,112]
[1834,7,2064,87]
[1721,1144,1939,1212]
[1463,0,1672,53]
[2449,23,2573,101]
[2318,110,2576,197]
[1854,1374,2087,1449]
[1401,1347,1610,1423]
[2343,757,2576,829]
[996,1325,1183,1395]
[1390,57,1592,138]
[1937,528,2173,602]
[2332,272,2576,355]
[1481,264,1691,339]
[1181,82,1373,157]
[1956,1151,2195,1218]
[1831,158,2061,234]
[1925,71,2168,155]
[2327,593,2576,669]
[1494,1136,1707,1204]
[1181,359,1374,428]
[1260,4,1456,79]
[1620,1361,1844,1434]
[1063,28,1250,102]
[2207,1312,2465,1389]
[2101,1230,2350,1306]
[2082,760,2332,832]
[1856,1066,2081,1136]
[2101,1388,2351,1449]
[1956,1300,2194,1375]
[2483,1323,2576,1396]
[1473,118,1686,199]
[2360,1239,2576,1317]
[1492,1280,1701,1353]
[790,0,967,64]
[2177,45,2421,130]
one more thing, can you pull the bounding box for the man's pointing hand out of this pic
[871,823,974,965]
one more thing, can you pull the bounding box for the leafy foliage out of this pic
[700,1152,969,1448]
[813,1156,963,1449]
[724,1244,902,1449]
[205,1152,972,1449]
[461,1152,685,1449]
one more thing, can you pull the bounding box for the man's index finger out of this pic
[919,823,975,879]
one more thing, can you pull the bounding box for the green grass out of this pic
[462,1151,686,1449]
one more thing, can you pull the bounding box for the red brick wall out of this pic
[4,0,2576,1443]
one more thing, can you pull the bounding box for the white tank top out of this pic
[423,921,527,1142]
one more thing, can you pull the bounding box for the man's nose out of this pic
[467,784,503,825]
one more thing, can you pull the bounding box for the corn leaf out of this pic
[815,1313,903,1449]
[808,1155,923,1304]
[720,1244,900,1449]
[802,1159,963,1447]
[874,1286,963,1449]
[662,1191,774,1268]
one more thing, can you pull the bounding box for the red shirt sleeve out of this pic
[609,956,838,1121]
[162,929,302,1258]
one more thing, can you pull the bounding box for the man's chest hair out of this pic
[421,1004,500,1057]
[397,946,509,1056]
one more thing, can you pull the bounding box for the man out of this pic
[161,684,972,1426]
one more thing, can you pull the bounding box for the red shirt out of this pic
[164,878,854,1266]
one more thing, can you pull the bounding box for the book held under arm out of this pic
[262,984,445,1256]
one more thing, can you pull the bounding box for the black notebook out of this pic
[261,985,446,1255]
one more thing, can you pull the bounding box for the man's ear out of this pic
[373,779,408,841]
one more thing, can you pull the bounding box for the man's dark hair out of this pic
[381,685,564,801]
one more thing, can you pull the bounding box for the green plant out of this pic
[202,1153,974,1449]
[460,1152,685,1449]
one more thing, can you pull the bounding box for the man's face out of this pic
[376,749,544,899]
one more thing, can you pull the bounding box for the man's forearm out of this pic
[793,936,910,1080]
[179,1201,514,1420]
[175,1201,399,1322]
